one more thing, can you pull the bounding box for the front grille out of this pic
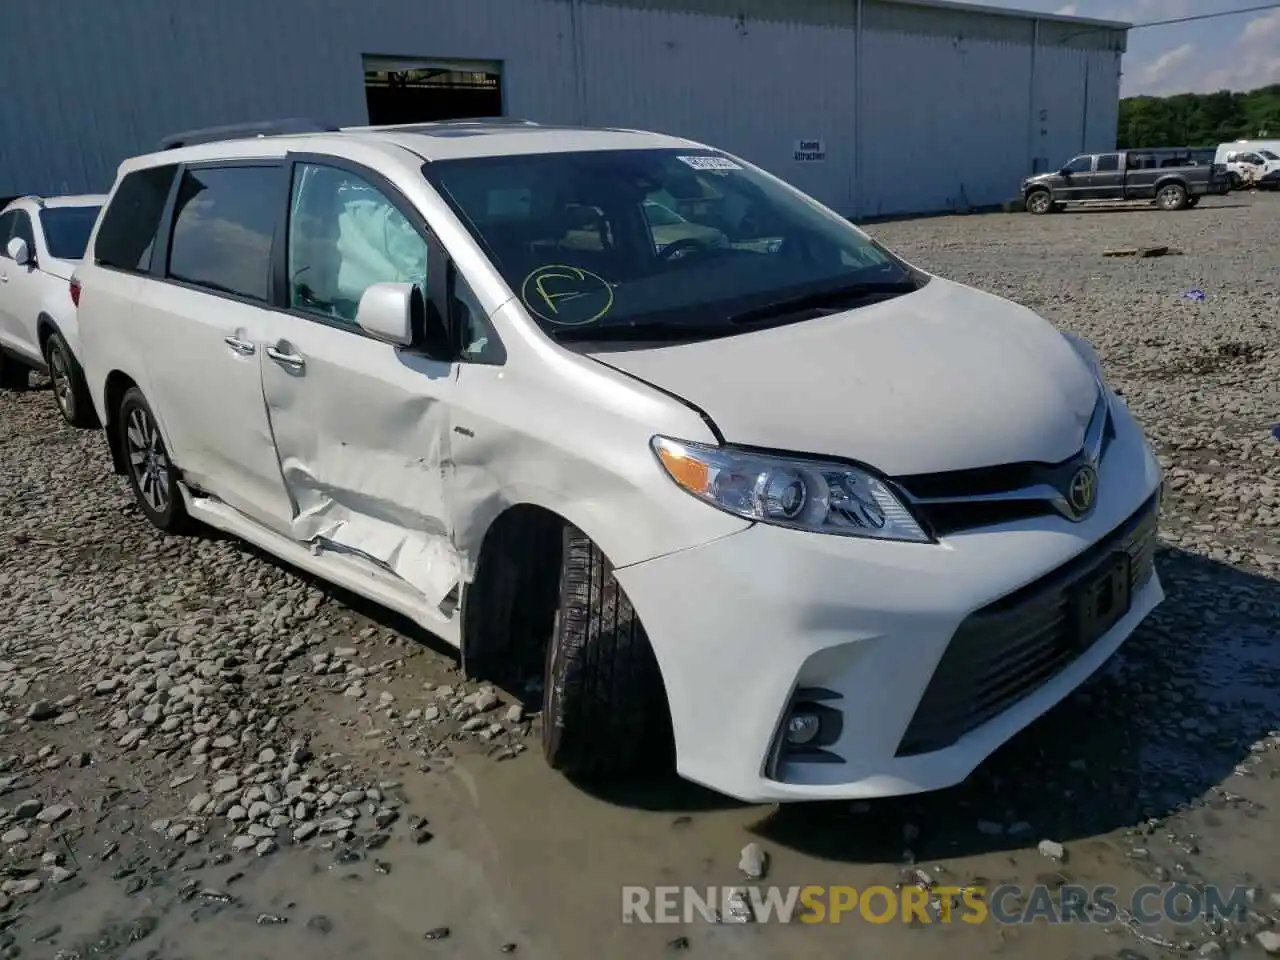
[895,492,1158,757]
[894,404,1116,537]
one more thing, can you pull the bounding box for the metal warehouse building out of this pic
[0,0,1127,218]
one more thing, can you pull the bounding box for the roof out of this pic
[3,193,106,212]
[886,0,1129,29]
[125,121,708,170]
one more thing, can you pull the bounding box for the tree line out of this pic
[1117,85,1280,149]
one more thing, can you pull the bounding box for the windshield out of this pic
[38,205,102,260]
[424,149,921,337]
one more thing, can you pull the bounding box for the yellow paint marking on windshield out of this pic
[520,264,614,326]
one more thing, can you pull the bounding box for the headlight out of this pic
[651,437,931,542]
[1062,331,1106,386]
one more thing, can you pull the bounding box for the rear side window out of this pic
[95,165,178,273]
[167,165,279,301]
[1095,154,1119,172]
[39,205,103,260]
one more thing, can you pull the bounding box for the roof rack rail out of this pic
[157,118,340,151]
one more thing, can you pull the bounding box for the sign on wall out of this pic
[794,139,826,162]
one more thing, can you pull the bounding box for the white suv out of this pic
[0,194,106,425]
[76,120,1164,803]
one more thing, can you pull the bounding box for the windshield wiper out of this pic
[550,322,741,343]
[724,279,921,326]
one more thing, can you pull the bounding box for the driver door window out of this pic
[287,163,428,326]
[1063,156,1094,174]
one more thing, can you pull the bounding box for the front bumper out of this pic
[616,405,1163,803]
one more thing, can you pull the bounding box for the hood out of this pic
[40,257,79,282]
[1023,172,1054,186]
[584,277,1099,476]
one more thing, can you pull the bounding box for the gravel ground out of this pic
[1,192,1279,960]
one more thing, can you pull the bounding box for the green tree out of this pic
[1117,84,1280,147]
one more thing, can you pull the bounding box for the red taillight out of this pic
[69,279,81,307]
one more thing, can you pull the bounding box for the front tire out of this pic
[44,332,97,428]
[542,527,671,778]
[1025,190,1054,215]
[117,387,191,533]
[1158,183,1188,210]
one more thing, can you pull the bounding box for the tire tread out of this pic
[544,527,668,778]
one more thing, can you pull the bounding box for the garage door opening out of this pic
[363,56,503,125]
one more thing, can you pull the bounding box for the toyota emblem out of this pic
[1066,464,1097,518]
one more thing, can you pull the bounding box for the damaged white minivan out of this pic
[76,119,1163,803]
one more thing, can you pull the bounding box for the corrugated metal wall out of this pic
[577,3,858,212]
[0,0,1126,218]
[857,32,1034,216]
[0,0,580,199]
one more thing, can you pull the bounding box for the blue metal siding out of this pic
[0,0,578,198]
[577,2,858,212]
[0,0,1125,217]
[858,30,1035,217]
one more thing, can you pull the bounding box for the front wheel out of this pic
[1025,190,1054,215]
[117,387,191,533]
[542,527,671,778]
[44,332,97,428]
[1158,183,1188,211]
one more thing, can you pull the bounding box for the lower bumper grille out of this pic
[895,492,1159,757]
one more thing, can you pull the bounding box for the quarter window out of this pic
[167,165,279,301]
[286,163,427,325]
[94,165,179,273]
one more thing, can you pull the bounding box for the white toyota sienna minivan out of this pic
[75,119,1163,803]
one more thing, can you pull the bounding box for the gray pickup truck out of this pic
[1021,148,1229,214]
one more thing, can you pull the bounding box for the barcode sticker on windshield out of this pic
[678,155,742,171]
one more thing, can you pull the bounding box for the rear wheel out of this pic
[117,387,191,533]
[44,332,96,428]
[0,353,30,391]
[542,526,671,778]
[1158,183,1188,211]
[1025,190,1054,215]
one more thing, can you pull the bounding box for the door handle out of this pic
[266,345,306,371]
[223,336,255,356]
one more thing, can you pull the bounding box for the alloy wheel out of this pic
[126,407,170,513]
[49,345,73,417]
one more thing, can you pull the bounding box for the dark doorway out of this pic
[363,59,503,125]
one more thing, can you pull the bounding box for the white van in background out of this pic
[1215,141,1280,190]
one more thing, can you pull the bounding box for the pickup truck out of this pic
[1021,149,1229,214]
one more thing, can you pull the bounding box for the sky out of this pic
[983,0,1280,96]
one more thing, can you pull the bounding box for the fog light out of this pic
[786,712,820,745]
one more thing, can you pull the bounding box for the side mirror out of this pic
[6,237,31,266]
[355,282,417,346]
